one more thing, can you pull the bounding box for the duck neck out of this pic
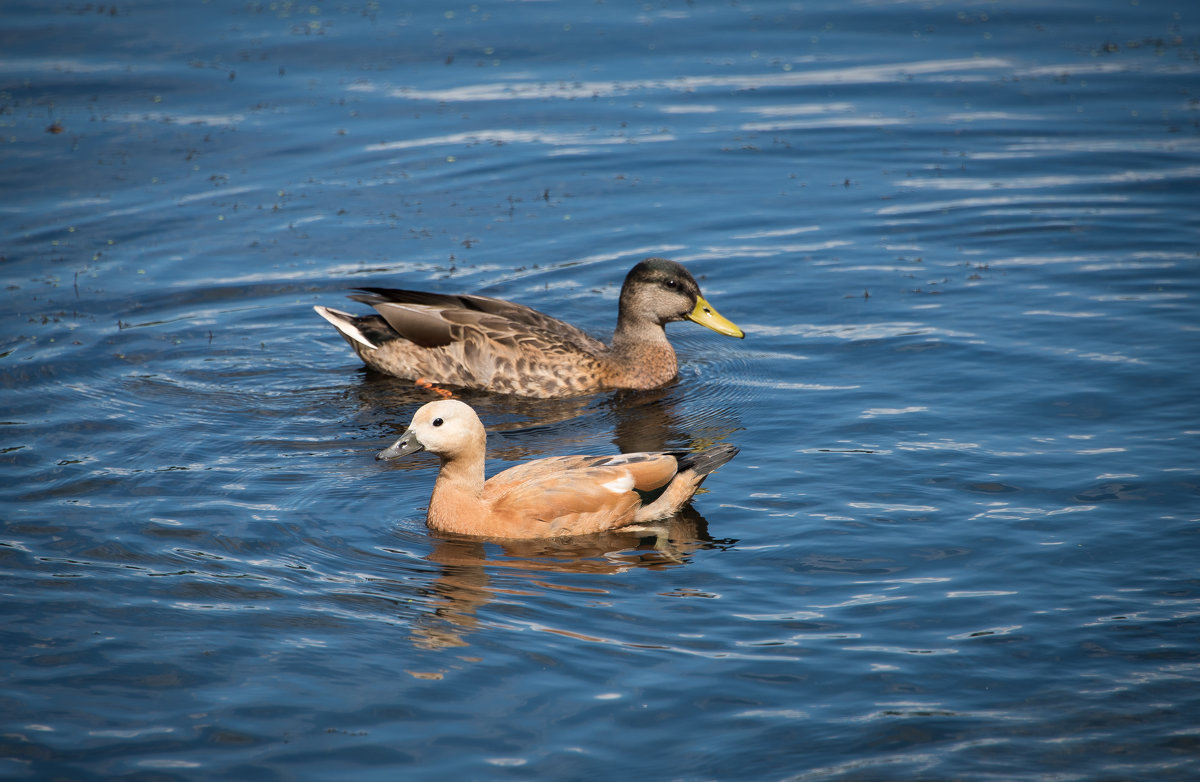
[608,314,677,388]
[427,449,487,533]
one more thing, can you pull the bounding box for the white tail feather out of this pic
[313,305,377,350]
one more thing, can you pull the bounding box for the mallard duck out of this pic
[378,399,738,538]
[314,257,744,398]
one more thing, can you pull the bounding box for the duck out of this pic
[314,257,744,398]
[377,399,739,539]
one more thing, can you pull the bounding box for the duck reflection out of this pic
[400,505,733,650]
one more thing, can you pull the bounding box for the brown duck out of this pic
[314,257,744,398]
[378,399,739,538]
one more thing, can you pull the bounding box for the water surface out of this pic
[3,1,1199,779]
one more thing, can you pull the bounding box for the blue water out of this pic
[3,0,1199,779]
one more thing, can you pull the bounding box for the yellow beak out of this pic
[686,295,745,339]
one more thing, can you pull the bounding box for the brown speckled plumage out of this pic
[314,257,744,398]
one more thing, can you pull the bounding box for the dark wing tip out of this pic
[672,443,739,476]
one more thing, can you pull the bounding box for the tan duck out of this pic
[378,399,738,539]
[314,257,744,398]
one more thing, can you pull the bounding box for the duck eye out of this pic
[432,418,444,427]
[664,279,679,289]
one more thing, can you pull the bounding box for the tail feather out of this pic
[313,305,377,350]
[633,443,738,523]
[672,444,739,478]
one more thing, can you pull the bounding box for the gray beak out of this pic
[376,428,424,461]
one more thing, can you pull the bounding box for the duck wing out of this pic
[484,453,680,536]
[352,288,606,352]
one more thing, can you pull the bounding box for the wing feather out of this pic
[353,287,606,353]
[366,301,456,348]
[483,453,680,535]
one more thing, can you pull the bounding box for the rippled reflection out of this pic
[394,506,731,649]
